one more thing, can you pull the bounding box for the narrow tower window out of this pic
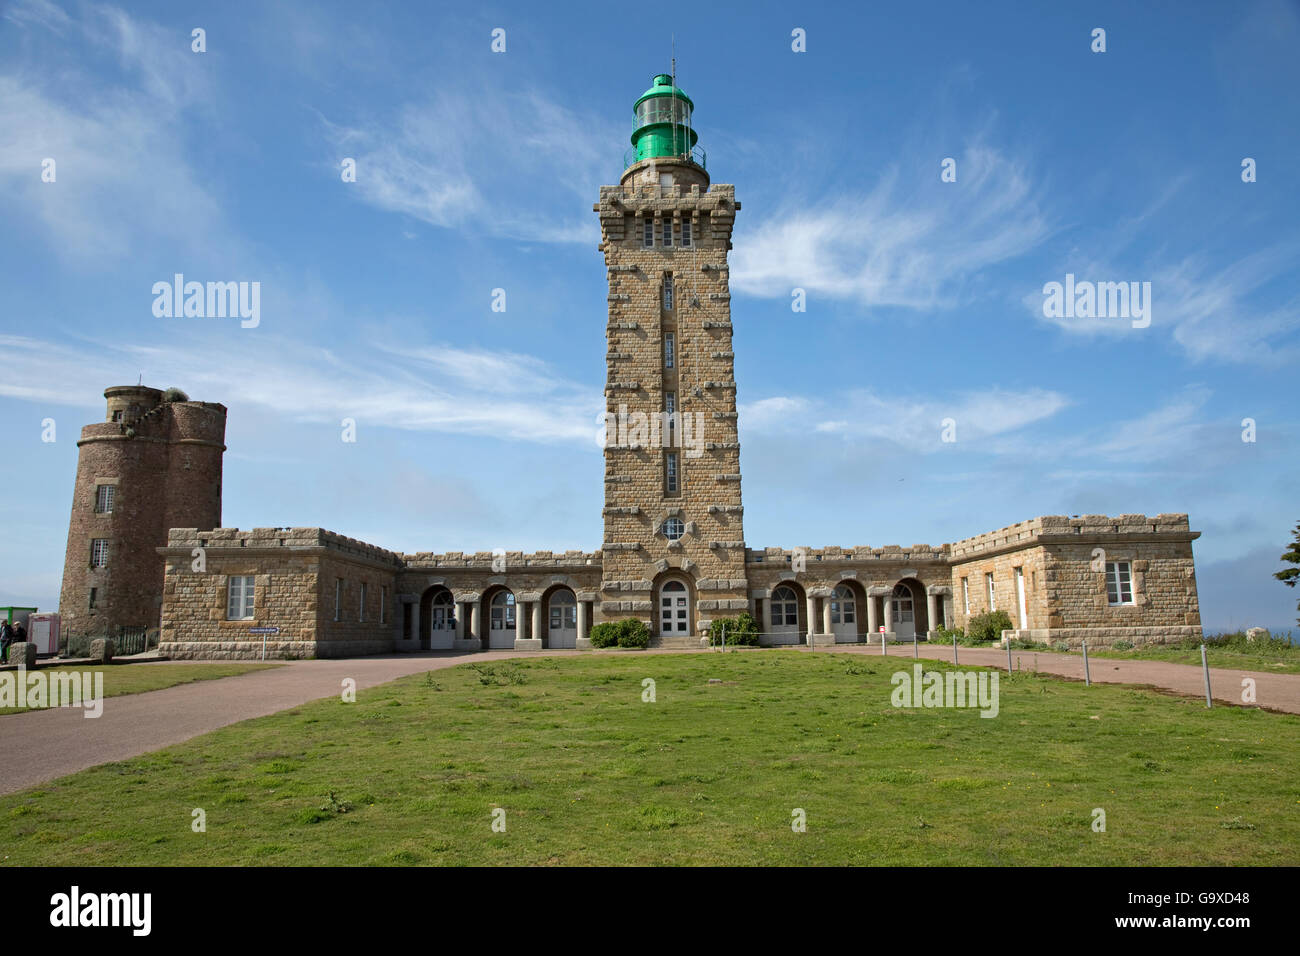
[94,484,115,514]
[643,217,654,247]
[90,538,109,568]
[360,582,368,622]
[662,218,673,247]
[681,216,692,247]
[664,331,675,367]
[665,452,679,494]
[335,578,343,621]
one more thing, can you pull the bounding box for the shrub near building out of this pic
[588,619,651,649]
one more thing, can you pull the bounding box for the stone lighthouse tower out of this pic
[58,386,226,640]
[594,73,748,644]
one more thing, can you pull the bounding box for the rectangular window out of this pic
[111,410,123,423]
[90,539,109,568]
[1106,561,1134,605]
[227,575,255,620]
[89,587,97,611]
[360,582,367,622]
[986,572,995,609]
[662,218,673,247]
[664,330,675,367]
[643,217,654,247]
[94,484,115,514]
[380,586,388,625]
[666,452,679,494]
[962,577,970,615]
[334,578,343,621]
[663,277,674,312]
[681,216,692,247]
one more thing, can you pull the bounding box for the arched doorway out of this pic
[486,589,516,649]
[768,584,802,645]
[547,589,578,648]
[657,578,691,637]
[830,584,858,642]
[429,589,455,650]
[891,582,918,640]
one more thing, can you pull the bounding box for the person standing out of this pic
[0,619,13,659]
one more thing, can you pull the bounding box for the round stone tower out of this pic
[58,386,226,639]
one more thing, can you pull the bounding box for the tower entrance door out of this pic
[658,580,691,637]
[891,584,915,640]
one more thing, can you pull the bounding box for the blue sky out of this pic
[1,0,1297,634]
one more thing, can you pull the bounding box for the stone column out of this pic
[805,595,817,644]
[883,596,894,636]
[470,602,481,643]
[867,596,878,637]
[822,598,832,636]
[455,603,465,640]
[532,602,542,645]
[576,601,588,642]
[927,592,939,636]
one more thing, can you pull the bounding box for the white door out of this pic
[1015,567,1028,630]
[548,592,577,648]
[831,585,858,642]
[659,581,690,636]
[429,593,455,650]
[892,586,915,640]
[488,592,516,649]
[768,586,801,645]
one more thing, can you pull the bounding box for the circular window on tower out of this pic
[661,517,685,541]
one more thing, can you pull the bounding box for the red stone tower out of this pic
[58,386,226,638]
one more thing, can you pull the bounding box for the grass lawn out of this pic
[0,663,282,716]
[0,651,1295,865]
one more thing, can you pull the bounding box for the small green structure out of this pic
[627,73,704,169]
[1,606,37,626]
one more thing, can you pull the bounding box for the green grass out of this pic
[0,663,282,715]
[0,652,1295,865]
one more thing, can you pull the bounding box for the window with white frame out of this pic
[681,216,692,247]
[664,330,675,367]
[334,578,343,621]
[94,484,115,514]
[661,517,684,541]
[662,217,673,247]
[1106,561,1134,605]
[962,577,970,615]
[663,277,674,312]
[227,575,256,620]
[665,452,679,494]
[643,217,654,247]
[986,572,995,609]
[90,538,109,568]
[770,586,799,627]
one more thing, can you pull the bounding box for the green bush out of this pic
[617,619,651,649]
[929,626,964,645]
[709,612,760,646]
[160,386,190,403]
[1052,641,1070,652]
[588,619,651,649]
[966,610,1014,643]
[588,623,620,648]
[1112,639,1134,651]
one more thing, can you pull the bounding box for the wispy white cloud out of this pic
[731,143,1051,309]
[321,86,623,244]
[0,333,601,445]
[739,385,1068,452]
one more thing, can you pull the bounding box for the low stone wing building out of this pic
[66,75,1203,659]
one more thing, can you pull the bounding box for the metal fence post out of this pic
[1082,639,1090,687]
[1201,643,1212,708]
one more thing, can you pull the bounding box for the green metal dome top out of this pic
[633,73,695,111]
[627,73,703,169]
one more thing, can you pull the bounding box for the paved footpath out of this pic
[1,646,1297,796]
[823,643,1300,714]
